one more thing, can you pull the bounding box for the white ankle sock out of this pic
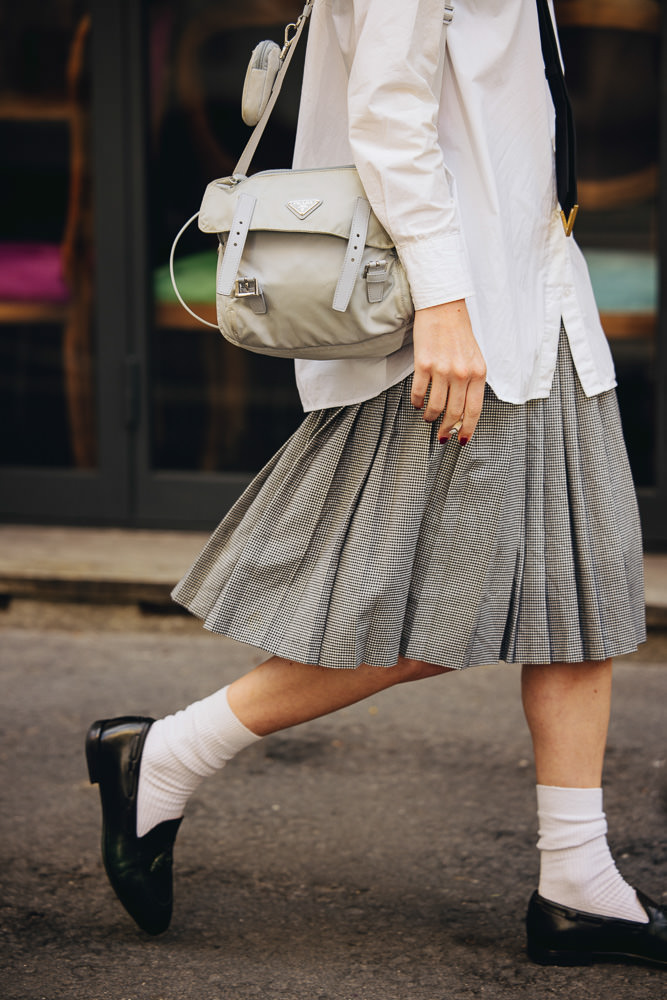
[136,685,260,837]
[536,784,647,923]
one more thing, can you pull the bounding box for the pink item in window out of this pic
[0,242,70,303]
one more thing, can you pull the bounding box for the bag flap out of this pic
[198,166,394,249]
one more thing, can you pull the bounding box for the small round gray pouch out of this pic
[241,40,282,127]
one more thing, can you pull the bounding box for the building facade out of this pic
[1,0,665,544]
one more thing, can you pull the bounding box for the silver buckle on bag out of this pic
[363,261,388,279]
[235,277,260,297]
[235,276,267,314]
[363,260,389,303]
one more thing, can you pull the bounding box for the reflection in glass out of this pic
[0,3,96,468]
[149,0,305,473]
[557,0,660,487]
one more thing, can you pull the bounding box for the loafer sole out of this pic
[528,941,667,968]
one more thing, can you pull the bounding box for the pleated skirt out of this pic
[172,334,646,670]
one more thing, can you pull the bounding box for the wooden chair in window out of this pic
[555,0,660,341]
[0,15,95,467]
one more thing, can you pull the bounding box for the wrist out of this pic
[415,299,466,316]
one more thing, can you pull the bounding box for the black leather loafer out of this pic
[526,890,667,967]
[86,717,181,935]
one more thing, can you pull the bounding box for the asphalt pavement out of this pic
[1,603,666,1000]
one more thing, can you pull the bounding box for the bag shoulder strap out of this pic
[236,1,454,178]
[171,0,454,329]
[234,1,314,179]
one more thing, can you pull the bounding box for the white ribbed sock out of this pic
[536,784,648,922]
[136,685,260,837]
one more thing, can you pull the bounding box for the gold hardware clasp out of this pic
[560,204,579,237]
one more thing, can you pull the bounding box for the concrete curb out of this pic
[0,525,666,627]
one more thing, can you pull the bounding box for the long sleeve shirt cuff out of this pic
[397,232,475,310]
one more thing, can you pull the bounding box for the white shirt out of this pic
[292,0,616,411]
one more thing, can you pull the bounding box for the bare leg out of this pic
[521,659,612,786]
[136,653,451,836]
[228,655,452,736]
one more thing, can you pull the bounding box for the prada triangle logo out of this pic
[286,198,322,220]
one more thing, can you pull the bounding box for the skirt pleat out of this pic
[172,333,646,670]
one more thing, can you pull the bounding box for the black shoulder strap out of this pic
[535,0,579,234]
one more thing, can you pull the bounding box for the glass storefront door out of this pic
[1,0,666,542]
[0,1,133,523]
[0,6,96,469]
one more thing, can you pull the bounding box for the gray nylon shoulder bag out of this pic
[170,1,453,361]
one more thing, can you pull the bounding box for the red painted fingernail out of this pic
[439,435,449,444]
[459,437,469,446]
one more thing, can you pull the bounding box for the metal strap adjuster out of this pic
[235,277,267,314]
[236,277,259,297]
[443,3,454,24]
[363,261,387,279]
[364,260,389,304]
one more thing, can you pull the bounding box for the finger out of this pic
[411,368,431,410]
[422,375,449,423]
[437,382,466,437]
[437,414,460,442]
[457,377,486,444]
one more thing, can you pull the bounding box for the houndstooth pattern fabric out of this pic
[172,333,646,670]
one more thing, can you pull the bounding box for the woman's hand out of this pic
[411,300,487,444]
